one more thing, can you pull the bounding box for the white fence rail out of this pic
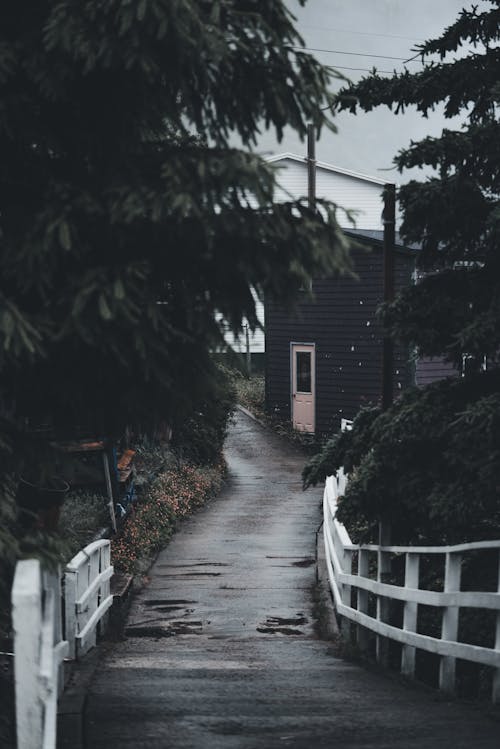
[323,470,500,702]
[11,560,69,749]
[65,539,114,659]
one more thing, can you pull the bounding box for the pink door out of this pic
[291,344,315,433]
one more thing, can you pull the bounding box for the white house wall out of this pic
[221,287,265,355]
[222,300,266,354]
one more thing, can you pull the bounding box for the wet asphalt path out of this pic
[85,411,499,748]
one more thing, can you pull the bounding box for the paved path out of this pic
[85,411,499,748]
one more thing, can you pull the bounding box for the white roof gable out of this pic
[266,153,390,231]
[266,152,387,186]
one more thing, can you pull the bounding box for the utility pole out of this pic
[245,324,251,377]
[382,183,396,411]
[307,123,316,210]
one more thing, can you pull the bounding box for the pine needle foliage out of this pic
[305,1,500,544]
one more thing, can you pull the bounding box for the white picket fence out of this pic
[323,470,500,702]
[11,540,114,748]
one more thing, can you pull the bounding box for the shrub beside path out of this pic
[84,411,499,748]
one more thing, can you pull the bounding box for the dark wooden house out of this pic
[265,229,416,436]
[232,153,454,434]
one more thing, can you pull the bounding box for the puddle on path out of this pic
[143,599,197,606]
[126,620,203,638]
[125,626,174,639]
[265,556,315,568]
[256,614,307,636]
[156,562,229,568]
[153,572,222,577]
[150,606,195,614]
[266,615,308,626]
[256,626,303,636]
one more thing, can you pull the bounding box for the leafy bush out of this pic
[304,377,500,697]
[112,463,223,573]
[59,491,109,560]
[304,370,500,545]
[133,439,178,488]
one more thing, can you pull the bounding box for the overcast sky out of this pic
[247,0,474,183]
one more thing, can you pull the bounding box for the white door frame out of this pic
[290,342,316,433]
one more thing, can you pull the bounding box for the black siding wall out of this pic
[265,245,414,436]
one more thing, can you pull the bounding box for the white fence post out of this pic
[340,546,353,640]
[100,541,112,634]
[77,546,95,656]
[401,552,420,678]
[42,568,66,698]
[12,560,43,749]
[89,547,100,645]
[65,566,78,660]
[65,540,114,659]
[439,551,462,694]
[492,550,500,704]
[12,560,69,749]
[376,522,392,666]
[357,549,370,650]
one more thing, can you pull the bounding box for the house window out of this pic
[296,351,312,392]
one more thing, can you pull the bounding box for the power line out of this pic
[300,24,425,43]
[333,64,393,74]
[293,45,421,62]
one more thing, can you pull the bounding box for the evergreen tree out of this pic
[0,4,349,485]
[304,0,500,544]
[0,0,354,584]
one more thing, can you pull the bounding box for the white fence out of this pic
[11,540,114,749]
[65,539,114,659]
[12,560,69,749]
[323,470,500,702]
